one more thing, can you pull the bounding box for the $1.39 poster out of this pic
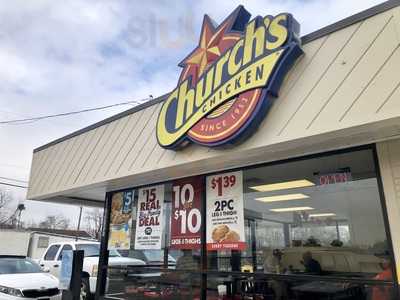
[206,171,246,250]
[170,177,202,249]
[134,185,164,250]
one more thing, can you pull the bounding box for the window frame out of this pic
[57,244,73,261]
[37,236,49,249]
[44,244,61,261]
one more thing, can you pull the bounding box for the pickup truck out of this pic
[39,241,145,299]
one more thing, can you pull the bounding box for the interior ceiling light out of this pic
[309,213,336,217]
[250,179,315,192]
[255,193,309,203]
[270,206,314,212]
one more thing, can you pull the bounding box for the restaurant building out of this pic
[28,1,400,299]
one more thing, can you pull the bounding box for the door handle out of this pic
[40,264,44,267]
[53,264,59,268]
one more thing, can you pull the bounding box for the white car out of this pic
[39,241,145,299]
[0,255,61,300]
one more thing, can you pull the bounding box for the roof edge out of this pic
[301,0,400,44]
[33,0,400,153]
[33,93,169,152]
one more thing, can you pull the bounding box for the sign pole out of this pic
[61,250,84,300]
[70,250,84,300]
[96,192,112,299]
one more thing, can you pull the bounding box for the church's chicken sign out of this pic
[156,6,302,149]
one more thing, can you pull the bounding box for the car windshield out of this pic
[75,244,119,257]
[0,257,42,274]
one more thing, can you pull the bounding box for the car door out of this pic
[40,244,61,277]
[55,244,74,277]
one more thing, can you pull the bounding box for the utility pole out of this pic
[75,206,82,241]
[17,203,25,228]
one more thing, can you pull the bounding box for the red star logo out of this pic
[179,14,240,84]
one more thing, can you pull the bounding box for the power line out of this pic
[0,97,152,125]
[0,99,145,124]
[0,181,28,189]
[0,176,28,183]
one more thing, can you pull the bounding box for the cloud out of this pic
[0,2,202,127]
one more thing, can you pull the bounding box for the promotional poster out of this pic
[206,171,246,250]
[108,190,134,250]
[134,185,165,250]
[170,177,203,249]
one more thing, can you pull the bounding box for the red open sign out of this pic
[318,172,352,185]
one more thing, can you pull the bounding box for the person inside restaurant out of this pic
[301,251,322,275]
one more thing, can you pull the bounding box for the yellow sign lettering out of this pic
[175,80,195,128]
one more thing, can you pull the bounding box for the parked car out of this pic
[39,241,145,299]
[0,255,61,299]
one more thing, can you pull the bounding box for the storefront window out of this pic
[107,181,202,299]
[206,149,395,299]
[103,148,397,300]
[243,149,390,274]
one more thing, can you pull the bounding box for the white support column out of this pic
[376,139,400,282]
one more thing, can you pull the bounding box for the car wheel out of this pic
[81,277,94,300]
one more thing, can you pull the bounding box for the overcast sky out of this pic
[0,0,384,228]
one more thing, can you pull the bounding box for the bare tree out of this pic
[0,190,15,225]
[83,208,103,240]
[39,214,70,229]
